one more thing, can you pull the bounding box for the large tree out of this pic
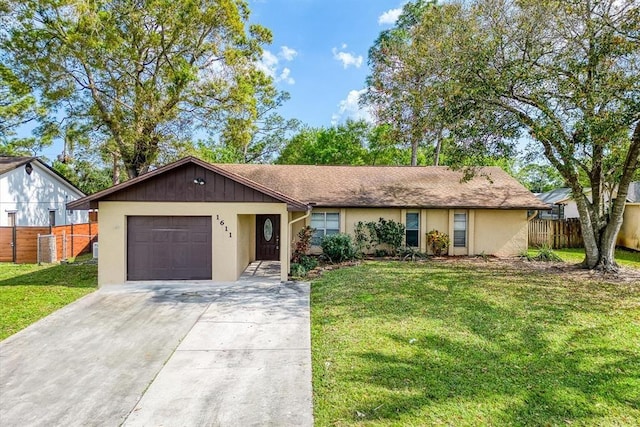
[1,0,275,178]
[0,63,52,154]
[363,0,445,166]
[366,0,640,271]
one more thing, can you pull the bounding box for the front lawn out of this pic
[0,257,97,340]
[311,260,640,426]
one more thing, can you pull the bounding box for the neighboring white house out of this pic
[0,157,88,226]
[536,184,638,221]
[535,188,579,219]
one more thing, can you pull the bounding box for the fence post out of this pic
[37,233,41,265]
[12,225,16,263]
[71,223,74,258]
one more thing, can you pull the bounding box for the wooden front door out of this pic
[256,214,280,261]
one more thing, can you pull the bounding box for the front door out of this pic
[256,214,280,261]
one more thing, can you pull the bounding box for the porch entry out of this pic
[256,214,280,261]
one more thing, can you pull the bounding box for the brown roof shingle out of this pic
[216,164,549,210]
[0,156,36,175]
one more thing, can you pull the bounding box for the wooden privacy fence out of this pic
[0,222,98,264]
[529,218,583,249]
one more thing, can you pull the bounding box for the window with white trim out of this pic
[49,210,56,227]
[453,212,467,247]
[405,212,419,247]
[311,212,340,246]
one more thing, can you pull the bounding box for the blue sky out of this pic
[249,0,404,126]
[32,1,404,159]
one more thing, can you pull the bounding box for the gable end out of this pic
[102,163,283,205]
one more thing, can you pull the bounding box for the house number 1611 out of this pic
[216,215,232,238]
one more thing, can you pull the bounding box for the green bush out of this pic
[290,263,307,277]
[366,218,406,256]
[321,233,357,263]
[289,254,318,278]
[398,246,427,261]
[532,245,563,262]
[299,255,318,271]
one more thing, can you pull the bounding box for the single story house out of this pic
[67,156,549,285]
[0,156,88,227]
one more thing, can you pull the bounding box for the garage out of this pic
[127,216,212,281]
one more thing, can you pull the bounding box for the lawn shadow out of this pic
[0,262,97,289]
[312,261,640,425]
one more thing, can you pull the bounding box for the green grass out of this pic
[0,256,97,340]
[550,248,640,268]
[311,261,640,426]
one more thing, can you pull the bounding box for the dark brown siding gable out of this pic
[103,163,283,204]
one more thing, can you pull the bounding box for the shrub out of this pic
[321,233,357,263]
[353,221,371,257]
[290,263,306,278]
[532,245,563,262]
[289,255,319,278]
[426,229,449,256]
[364,218,406,256]
[398,246,427,261]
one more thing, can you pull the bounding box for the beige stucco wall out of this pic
[97,201,289,286]
[617,204,640,251]
[343,208,402,235]
[301,207,528,257]
[237,215,255,278]
[473,209,529,257]
[424,209,449,254]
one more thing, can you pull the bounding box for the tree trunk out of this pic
[572,190,600,268]
[112,154,120,186]
[410,138,418,166]
[434,128,442,166]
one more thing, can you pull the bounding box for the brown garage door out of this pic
[127,216,212,281]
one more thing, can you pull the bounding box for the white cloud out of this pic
[279,67,295,85]
[332,45,363,69]
[331,89,373,125]
[279,46,297,61]
[256,49,295,85]
[378,7,402,25]
[256,50,279,79]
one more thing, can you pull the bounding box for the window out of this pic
[405,212,419,247]
[49,210,56,227]
[453,213,467,247]
[7,212,16,227]
[310,212,340,245]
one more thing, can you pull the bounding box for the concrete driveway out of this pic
[0,278,312,427]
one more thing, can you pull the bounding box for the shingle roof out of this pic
[535,188,573,205]
[0,156,36,175]
[0,156,85,195]
[217,164,549,210]
[67,157,309,211]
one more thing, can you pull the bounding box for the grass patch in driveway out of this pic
[311,260,640,426]
[0,256,97,340]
